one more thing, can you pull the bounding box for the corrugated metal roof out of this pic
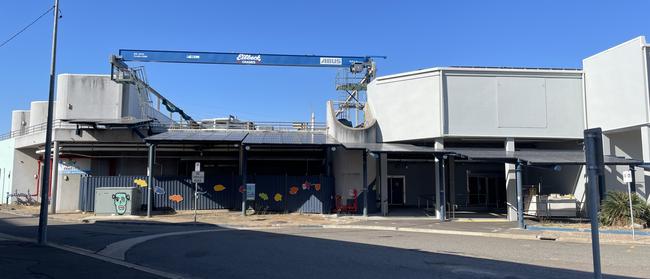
[145,130,336,146]
[242,131,338,145]
[145,130,248,143]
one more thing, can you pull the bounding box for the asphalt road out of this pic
[1,213,649,279]
[0,239,161,279]
[128,228,649,279]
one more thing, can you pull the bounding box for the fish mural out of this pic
[289,186,299,195]
[314,184,321,191]
[133,178,148,187]
[259,192,269,201]
[214,184,226,192]
[154,186,166,195]
[168,194,184,203]
[274,193,283,202]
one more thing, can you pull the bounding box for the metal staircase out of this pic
[334,61,376,127]
[131,66,153,120]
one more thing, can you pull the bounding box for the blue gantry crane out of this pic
[110,49,385,125]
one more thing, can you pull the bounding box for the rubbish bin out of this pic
[94,187,141,215]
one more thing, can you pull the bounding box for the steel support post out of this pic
[50,141,60,214]
[240,146,248,216]
[362,150,368,217]
[146,143,156,218]
[515,160,524,229]
[439,156,447,221]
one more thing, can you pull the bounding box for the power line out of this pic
[0,6,55,49]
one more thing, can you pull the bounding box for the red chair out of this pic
[334,189,358,214]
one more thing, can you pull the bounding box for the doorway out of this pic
[465,173,505,210]
[388,176,406,206]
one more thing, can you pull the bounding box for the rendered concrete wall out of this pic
[367,69,442,142]
[602,129,649,201]
[444,70,584,138]
[11,149,39,198]
[0,139,15,204]
[122,84,143,119]
[29,101,55,126]
[55,158,90,212]
[583,36,649,131]
[326,101,378,143]
[11,110,30,134]
[366,68,583,142]
[55,74,124,120]
[332,148,377,210]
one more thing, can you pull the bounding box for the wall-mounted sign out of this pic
[59,160,89,175]
[246,183,256,201]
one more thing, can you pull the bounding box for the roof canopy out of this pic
[342,142,451,154]
[448,148,642,165]
[145,130,248,144]
[145,130,337,146]
[243,131,338,145]
[145,133,642,166]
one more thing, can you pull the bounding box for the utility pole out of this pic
[584,128,604,279]
[37,0,60,245]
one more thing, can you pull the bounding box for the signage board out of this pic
[191,171,205,184]
[246,183,256,201]
[623,170,633,183]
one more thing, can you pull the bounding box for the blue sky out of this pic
[1,0,649,132]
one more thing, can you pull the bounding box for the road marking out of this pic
[0,232,190,279]
[98,228,233,260]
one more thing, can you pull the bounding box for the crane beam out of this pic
[119,49,373,68]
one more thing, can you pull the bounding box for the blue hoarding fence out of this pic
[80,175,334,214]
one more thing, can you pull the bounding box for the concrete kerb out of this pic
[4,209,648,245]
[321,224,539,241]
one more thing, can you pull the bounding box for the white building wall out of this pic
[0,139,15,204]
[332,148,377,211]
[444,70,584,138]
[55,158,91,213]
[583,36,649,131]
[366,68,583,143]
[367,70,442,142]
[55,74,124,120]
[11,110,30,135]
[602,129,649,201]
[11,149,39,198]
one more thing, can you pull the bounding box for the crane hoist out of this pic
[110,49,384,127]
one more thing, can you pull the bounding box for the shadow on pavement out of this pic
[0,213,642,279]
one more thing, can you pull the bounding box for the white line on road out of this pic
[0,232,190,279]
[98,228,233,260]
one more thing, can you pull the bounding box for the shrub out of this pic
[599,191,650,227]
